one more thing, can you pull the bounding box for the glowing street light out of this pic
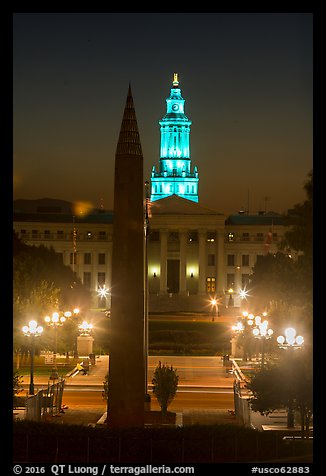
[252,320,273,368]
[79,320,93,336]
[210,298,218,322]
[44,312,67,372]
[228,288,234,307]
[277,328,304,349]
[277,327,304,429]
[97,285,109,299]
[22,320,43,395]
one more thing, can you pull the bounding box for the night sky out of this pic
[13,12,313,216]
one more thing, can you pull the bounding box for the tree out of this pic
[13,232,92,353]
[152,361,179,420]
[102,372,109,401]
[13,371,24,408]
[248,171,313,338]
[247,349,313,438]
[281,170,313,259]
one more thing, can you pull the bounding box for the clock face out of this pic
[172,103,179,111]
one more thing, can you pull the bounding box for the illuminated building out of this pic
[13,75,290,312]
[151,73,199,203]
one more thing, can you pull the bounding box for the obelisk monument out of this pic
[107,84,145,428]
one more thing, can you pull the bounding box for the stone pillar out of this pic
[179,231,187,293]
[77,335,94,356]
[216,230,225,295]
[160,230,168,293]
[198,230,206,294]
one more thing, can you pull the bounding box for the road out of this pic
[61,387,234,411]
[59,355,234,411]
[21,354,235,412]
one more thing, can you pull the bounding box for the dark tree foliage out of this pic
[13,231,92,353]
[248,171,313,336]
[247,348,313,438]
[281,170,313,258]
[152,361,179,419]
[13,231,92,313]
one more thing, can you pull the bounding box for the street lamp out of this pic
[63,308,80,319]
[228,288,234,307]
[44,312,66,373]
[22,320,43,395]
[78,320,93,336]
[210,298,218,322]
[277,327,304,428]
[277,327,304,349]
[252,319,273,368]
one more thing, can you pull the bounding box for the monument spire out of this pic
[108,84,145,428]
[115,84,143,157]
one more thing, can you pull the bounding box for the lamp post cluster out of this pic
[22,308,82,390]
[277,327,304,349]
[78,320,93,336]
[276,327,305,428]
[22,320,43,395]
[252,318,274,368]
[231,311,306,429]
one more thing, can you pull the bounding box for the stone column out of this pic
[179,231,187,293]
[160,230,168,293]
[216,230,225,295]
[198,229,206,294]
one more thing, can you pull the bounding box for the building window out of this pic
[70,252,77,265]
[227,232,234,242]
[98,231,107,240]
[206,277,216,293]
[98,253,106,265]
[44,230,51,239]
[256,233,264,241]
[227,254,235,266]
[272,233,278,242]
[32,230,38,239]
[242,274,250,288]
[98,272,105,287]
[188,231,198,242]
[242,255,249,266]
[206,232,216,242]
[84,253,91,265]
[150,230,160,241]
[208,254,215,266]
[83,272,91,288]
[57,230,64,239]
[226,273,235,289]
[242,232,250,241]
[168,232,179,242]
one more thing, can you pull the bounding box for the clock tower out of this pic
[151,73,199,202]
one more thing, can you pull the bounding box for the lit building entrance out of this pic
[167,259,180,293]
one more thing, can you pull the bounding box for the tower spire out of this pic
[115,84,143,157]
[150,74,199,203]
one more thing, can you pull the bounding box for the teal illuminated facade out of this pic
[151,74,199,202]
